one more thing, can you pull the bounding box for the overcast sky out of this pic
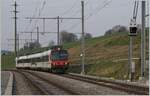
[1,0,148,51]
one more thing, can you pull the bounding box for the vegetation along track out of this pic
[20,70,79,95]
[60,73,149,95]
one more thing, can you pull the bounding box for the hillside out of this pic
[1,53,15,69]
[66,33,149,80]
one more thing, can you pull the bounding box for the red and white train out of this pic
[16,46,69,73]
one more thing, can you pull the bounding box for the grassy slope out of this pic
[66,34,148,80]
[1,53,15,70]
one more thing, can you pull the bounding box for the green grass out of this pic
[103,35,129,47]
[1,53,15,70]
[87,60,129,79]
[63,41,80,49]
[81,31,149,80]
[67,33,149,80]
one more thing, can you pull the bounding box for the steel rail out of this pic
[22,70,79,95]
[61,73,149,95]
[13,70,50,95]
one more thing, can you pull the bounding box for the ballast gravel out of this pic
[13,71,43,95]
[30,71,129,95]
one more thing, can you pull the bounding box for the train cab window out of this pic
[59,50,68,60]
[51,50,68,60]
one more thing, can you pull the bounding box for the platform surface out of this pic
[1,71,10,95]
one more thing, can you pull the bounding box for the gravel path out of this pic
[30,71,129,95]
[1,71,10,95]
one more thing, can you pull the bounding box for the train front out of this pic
[50,46,69,72]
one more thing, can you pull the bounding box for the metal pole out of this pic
[141,1,146,79]
[37,26,39,44]
[25,17,81,45]
[129,36,133,81]
[31,32,32,42]
[14,1,17,57]
[17,34,19,56]
[57,16,60,45]
[81,1,85,74]
[43,18,45,33]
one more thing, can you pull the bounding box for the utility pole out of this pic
[7,38,36,45]
[8,38,36,41]
[128,36,133,80]
[31,32,33,42]
[20,31,57,42]
[25,17,81,45]
[21,31,57,44]
[37,26,39,44]
[57,16,60,45]
[141,1,146,79]
[21,32,39,42]
[17,34,19,54]
[81,1,85,75]
[13,0,18,57]
[43,18,45,33]
[7,38,35,52]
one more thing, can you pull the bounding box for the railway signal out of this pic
[128,0,139,81]
[128,1,147,81]
[129,19,137,36]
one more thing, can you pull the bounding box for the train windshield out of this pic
[51,50,68,60]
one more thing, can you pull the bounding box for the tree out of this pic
[79,33,92,40]
[48,40,55,47]
[111,25,128,32]
[84,33,92,39]
[60,31,78,44]
[105,29,113,36]
[104,25,129,36]
[23,41,41,49]
[18,41,41,55]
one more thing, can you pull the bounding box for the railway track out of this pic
[13,70,50,95]
[60,73,149,95]
[12,70,78,95]
[10,69,149,95]
[18,70,78,95]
